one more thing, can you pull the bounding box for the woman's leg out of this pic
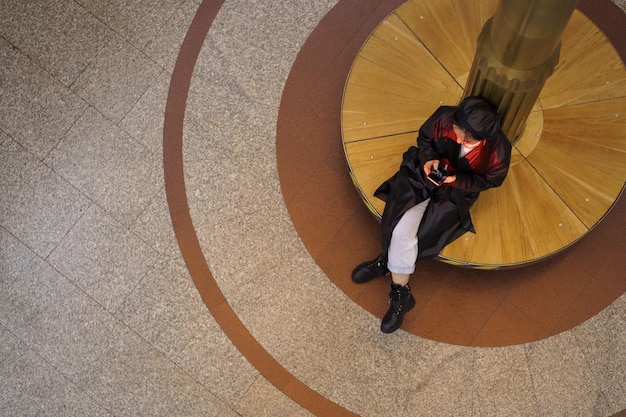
[381,198,430,333]
[387,198,430,279]
[391,273,410,286]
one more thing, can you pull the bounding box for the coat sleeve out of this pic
[417,107,451,164]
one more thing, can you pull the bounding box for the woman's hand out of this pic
[424,160,456,185]
[423,159,439,175]
[442,175,456,184]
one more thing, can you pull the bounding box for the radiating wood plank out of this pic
[342,82,441,142]
[511,102,544,165]
[345,133,417,215]
[440,177,527,266]
[342,12,463,142]
[527,98,626,227]
[341,0,626,267]
[540,11,626,109]
[441,161,589,265]
[396,0,499,78]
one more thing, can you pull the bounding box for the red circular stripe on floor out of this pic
[163,1,357,415]
[276,0,626,347]
[163,0,626,415]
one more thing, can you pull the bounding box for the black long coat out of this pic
[375,106,512,260]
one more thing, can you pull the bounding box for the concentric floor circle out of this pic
[164,0,626,414]
[277,0,626,346]
[341,0,626,268]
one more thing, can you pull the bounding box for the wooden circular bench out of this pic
[341,0,626,268]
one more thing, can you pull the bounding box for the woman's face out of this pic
[452,123,481,145]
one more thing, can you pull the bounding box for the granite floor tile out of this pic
[281,330,422,417]
[185,36,245,99]
[225,255,419,416]
[470,346,538,417]
[174,313,260,407]
[0,325,14,363]
[45,107,163,228]
[229,259,346,353]
[0,226,35,284]
[0,327,113,417]
[211,41,294,107]
[0,255,124,365]
[0,132,91,258]
[211,0,334,56]
[186,93,281,166]
[114,248,209,357]
[192,4,314,108]
[159,372,242,417]
[0,0,112,86]
[0,255,236,417]
[129,186,178,255]
[143,0,199,69]
[526,332,614,416]
[235,376,314,417]
[75,0,184,50]
[1,0,625,416]
[358,341,471,417]
[191,202,304,299]
[119,70,171,155]
[70,35,162,124]
[179,89,239,163]
[402,345,476,417]
[278,0,376,97]
[0,38,88,160]
[184,161,276,239]
[183,145,282,233]
[183,87,279,160]
[182,100,283,223]
[572,296,626,413]
[47,204,159,311]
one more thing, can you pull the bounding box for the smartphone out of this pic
[428,167,449,186]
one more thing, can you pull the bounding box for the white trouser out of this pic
[387,198,430,275]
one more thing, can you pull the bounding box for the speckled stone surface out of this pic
[0,0,624,416]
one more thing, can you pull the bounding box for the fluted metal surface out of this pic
[465,0,579,141]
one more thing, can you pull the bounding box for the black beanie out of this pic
[454,96,501,140]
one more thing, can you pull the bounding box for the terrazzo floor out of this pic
[1,0,625,416]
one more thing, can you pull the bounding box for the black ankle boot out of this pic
[351,254,390,283]
[381,283,415,333]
